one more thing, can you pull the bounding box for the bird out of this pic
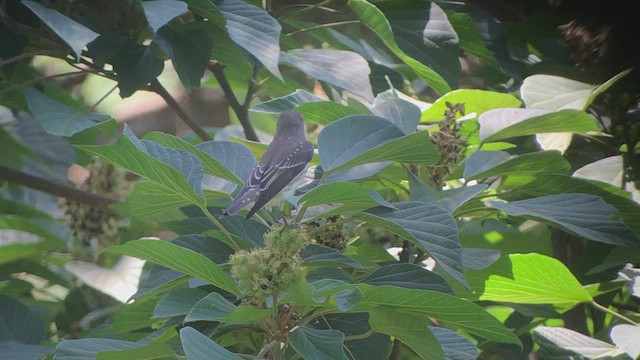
[223,110,314,219]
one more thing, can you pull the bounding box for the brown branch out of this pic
[0,164,116,208]
[208,62,260,142]
[148,79,213,142]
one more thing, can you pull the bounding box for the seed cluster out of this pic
[426,102,467,189]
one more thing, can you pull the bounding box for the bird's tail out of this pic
[222,187,259,216]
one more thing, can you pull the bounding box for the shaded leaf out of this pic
[288,326,349,360]
[252,89,323,113]
[302,244,367,269]
[154,287,208,318]
[112,44,164,97]
[362,263,453,293]
[298,182,395,219]
[430,326,478,360]
[0,340,54,360]
[55,338,141,360]
[142,0,188,34]
[157,25,212,90]
[464,150,571,180]
[534,326,628,359]
[180,327,243,360]
[295,101,364,125]
[0,295,45,344]
[371,98,421,135]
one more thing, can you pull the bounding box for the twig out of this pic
[0,49,66,67]
[0,71,86,95]
[0,164,116,208]
[87,84,118,112]
[148,79,213,142]
[591,300,639,325]
[208,62,260,142]
[285,20,361,36]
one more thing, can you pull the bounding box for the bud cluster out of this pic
[426,102,467,189]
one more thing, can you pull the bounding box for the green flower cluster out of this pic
[230,226,311,303]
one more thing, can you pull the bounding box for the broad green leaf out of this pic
[132,264,185,300]
[377,1,460,88]
[355,202,465,285]
[97,344,175,360]
[106,239,241,297]
[197,141,256,185]
[462,248,501,270]
[429,326,478,360]
[55,339,141,360]
[24,88,111,137]
[0,216,64,264]
[298,182,394,219]
[185,292,270,323]
[0,295,45,344]
[251,89,323,113]
[573,156,640,203]
[421,89,521,121]
[157,25,212,90]
[586,68,632,106]
[154,288,209,318]
[288,326,350,360]
[611,324,640,359]
[172,234,235,264]
[447,11,499,70]
[521,75,595,111]
[371,98,421,135]
[218,0,282,80]
[464,150,571,180]
[76,125,204,207]
[142,0,188,34]
[295,101,364,125]
[0,127,32,168]
[280,49,373,102]
[0,341,53,360]
[479,108,599,143]
[144,132,245,185]
[489,194,640,247]
[180,327,244,360]
[314,313,390,360]
[21,0,99,59]
[408,171,488,214]
[111,44,164,97]
[369,307,443,360]
[184,0,225,27]
[113,181,193,221]
[302,244,367,269]
[347,0,451,95]
[362,263,453,293]
[466,253,592,306]
[534,326,629,359]
[109,297,158,335]
[354,285,521,346]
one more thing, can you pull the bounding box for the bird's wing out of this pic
[246,141,314,218]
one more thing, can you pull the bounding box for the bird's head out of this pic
[276,110,305,135]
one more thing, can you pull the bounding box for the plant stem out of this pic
[0,49,66,67]
[344,330,374,341]
[591,300,639,325]
[148,79,213,142]
[208,62,260,142]
[271,294,282,360]
[0,71,86,95]
[87,84,118,112]
[0,164,116,208]
[201,206,237,248]
[285,20,361,36]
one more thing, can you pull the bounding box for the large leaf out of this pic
[464,150,570,180]
[24,87,111,137]
[573,156,640,203]
[105,239,241,297]
[466,253,592,306]
[295,101,364,125]
[302,244,367,269]
[298,182,394,219]
[430,326,478,360]
[153,288,208,318]
[288,326,350,360]
[0,341,54,360]
[111,44,164,97]
[76,125,204,207]
[371,98,421,135]
[280,49,373,102]
[347,0,451,95]
[0,295,45,344]
[55,339,141,360]
[251,89,324,113]
[96,344,175,360]
[421,89,521,121]
[21,0,99,59]
[218,0,282,80]
[354,285,521,346]
[479,108,599,143]
[157,25,212,90]
[489,194,640,247]
[369,307,443,360]
[534,326,629,359]
[185,292,270,323]
[313,313,390,360]
[180,327,243,360]
[142,0,187,34]
[611,325,640,360]
[521,74,595,111]
[355,202,465,285]
[362,263,453,294]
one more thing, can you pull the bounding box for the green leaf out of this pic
[154,288,209,318]
[184,0,225,27]
[280,49,373,102]
[218,0,282,80]
[302,244,367,269]
[354,285,521,346]
[0,295,45,344]
[21,0,99,59]
[76,125,204,208]
[372,98,421,135]
[314,313,390,360]
[422,89,521,121]
[288,326,350,360]
[185,292,270,323]
[113,181,192,221]
[97,344,176,360]
[111,44,164,97]
[157,25,212,90]
[430,326,478,360]
[466,253,592,306]
[180,327,243,360]
[355,202,465,286]
[369,306,443,360]
[252,89,324,113]
[23,87,111,137]
[448,11,499,71]
[521,74,595,111]
[408,171,488,214]
[295,101,364,125]
[0,216,64,264]
[347,0,450,95]
[489,194,640,247]
[464,150,571,180]
[362,263,453,293]
[586,68,632,106]
[142,0,188,34]
[0,341,53,360]
[55,339,141,360]
[298,182,394,219]
[105,239,241,297]
[378,1,460,88]
[132,264,185,300]
[479,109,599,143]
[534,326,629,359]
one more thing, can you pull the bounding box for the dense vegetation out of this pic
[1,0,639,359]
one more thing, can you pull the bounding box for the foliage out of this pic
[1,0,640,360]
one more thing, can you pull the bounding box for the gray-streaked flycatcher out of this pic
[223,110,314,219]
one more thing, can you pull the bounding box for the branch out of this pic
[208,62,260,142]
[0,164,116,208]
[149,79,213,142]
